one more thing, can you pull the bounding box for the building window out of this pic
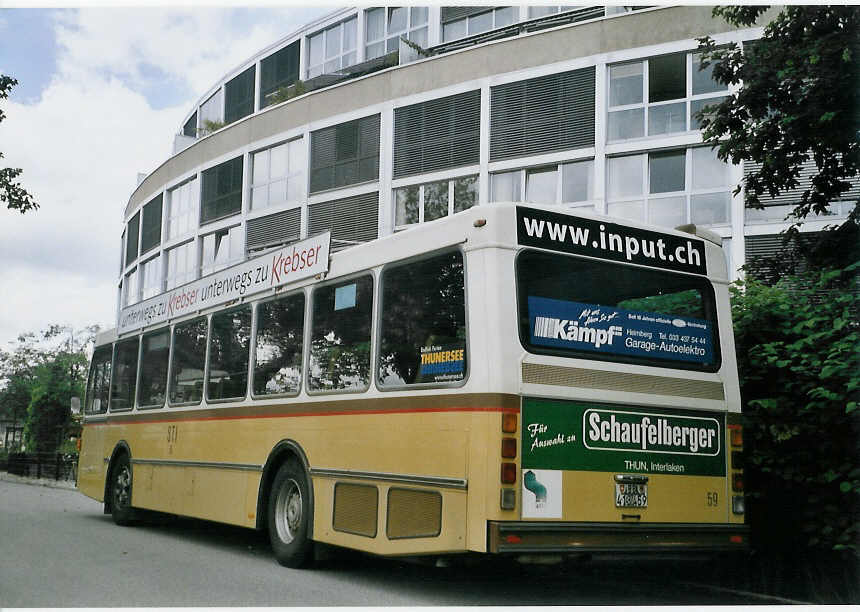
[260,41,300,109]
[140,194,163,255]
[394,175,478,228]
[199,88,223,133]
[224,65,255,125]
[183,112,197,138]
[490,67,595,161]
[201,226,243,277]
[442,7,516,42]
[490,159,594,206]
[140,255,162,300]
[365,7,428,60]
[310,115,380,194]
[165,241,196,290]
[123,268,139,307]
[528,6,576,19]
[307,17,357,79]
[125,212,139,267]
[201,156,243,224]
[607,52,729,141]
[251,138,305,211]
[393,90,481,179]
[606,147,732,228]
[167,178,198,239]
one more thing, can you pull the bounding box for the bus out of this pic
[78,203,748,567]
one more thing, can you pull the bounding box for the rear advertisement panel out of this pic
[528,296,715,365]
[521,398,725,477]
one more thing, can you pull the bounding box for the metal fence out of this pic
[2,452,78,482]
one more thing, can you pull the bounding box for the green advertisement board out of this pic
[521,398,726,477]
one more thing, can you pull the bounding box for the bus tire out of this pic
[110,454,137,526]
[268,460,314,568]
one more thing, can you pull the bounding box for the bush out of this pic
[731,262,859,554]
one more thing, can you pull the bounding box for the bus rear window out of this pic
[517,250,720,371]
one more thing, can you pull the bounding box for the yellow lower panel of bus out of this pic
[312,478,468,555]
[520,470,728,523]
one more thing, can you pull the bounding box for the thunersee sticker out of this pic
[528,296,714,365]
[516,206,707,275]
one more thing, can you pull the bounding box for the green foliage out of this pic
[199,119,226,136]
[25,353,86,453]
[266,80,307,106]
[0,74,38,213]
[1,324,97,452]
[697,6,859,227]
[731,262,860,553]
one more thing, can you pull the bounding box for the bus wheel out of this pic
[110,454,137,526]
[268,460,313,568]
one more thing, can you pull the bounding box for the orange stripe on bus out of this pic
[82,404,518,427]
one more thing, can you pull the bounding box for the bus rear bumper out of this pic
[488,521,750,554]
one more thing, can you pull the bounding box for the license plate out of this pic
[615,483,648,508]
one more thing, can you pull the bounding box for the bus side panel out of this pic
[77,424,106,502]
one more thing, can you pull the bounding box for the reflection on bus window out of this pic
[378,251,467,387]
[169,317,207,405]
[85,345,112,414]
[309,276,373,391]
[207,306,252,401]
[254,294,305,396]
[110,338,139,411]
[517,250,718,370]
[138,329,169,408]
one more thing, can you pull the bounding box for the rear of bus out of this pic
[482,204,747,557]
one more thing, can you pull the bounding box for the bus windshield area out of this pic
[517,250,720,371]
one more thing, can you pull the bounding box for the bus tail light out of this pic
[501,462,517,484]
[732,473,743,492]
[501,437,517,458]
[501,489,516,510]
[730,426,743,448]
[502,413,517,433]
[732,495,745,515]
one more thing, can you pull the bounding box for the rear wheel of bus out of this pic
[268,460,314,568]
[110,454,137,526]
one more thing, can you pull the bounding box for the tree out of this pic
[0,74,38,213]
[25,352,87,453]
[697,6,859,229]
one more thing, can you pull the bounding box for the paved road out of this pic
[0,478,787,606]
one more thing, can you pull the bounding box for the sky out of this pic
[0,4,331,351]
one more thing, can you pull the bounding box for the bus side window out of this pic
[253,293,305,397]
[110,337,139,411]
[207,305,252,401]
[169,316,208,405]
[85,345,112,414]
[378,250,467,387]
[139,329,170,408]
[309,275,374,392]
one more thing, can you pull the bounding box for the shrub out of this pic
[731,262,859,553]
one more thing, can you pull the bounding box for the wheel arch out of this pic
[256,439,313,532]
[103,440,132,514]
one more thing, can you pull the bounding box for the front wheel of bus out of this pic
[110,454,137,526]
[268,460,313,568]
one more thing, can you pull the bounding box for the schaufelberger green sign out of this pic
[521,398,726,477]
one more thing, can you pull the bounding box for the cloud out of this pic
[0,6,328,346]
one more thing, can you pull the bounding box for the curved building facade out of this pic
[116,5,855,322]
